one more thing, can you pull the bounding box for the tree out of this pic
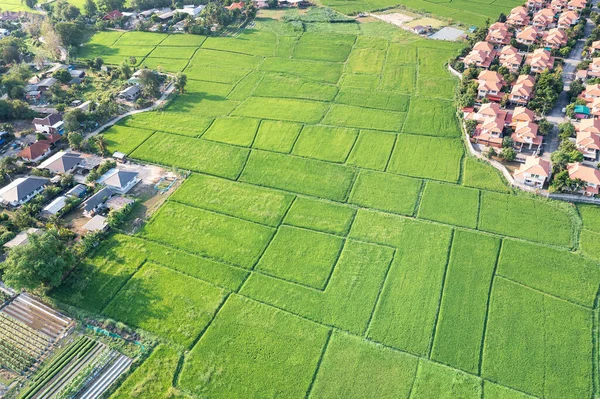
[119,61,132,79]
[538,119,553,136]
[551,140,583,172]
[25,0,37,8]
[53,0,81,21]
[97,0,124,12]
[93,57,104,70]
[0,230,75,292]
[558,121,575,140]
[94,134,108,155]
[53,68,72,84]
[465,119,477,136]
[267,0,277,8]
[500,147,516,161]
[139,69,160,98]
[41,20,63,59]
[54,22,84,47]
[68,131,83,149]
[64,109,86,132]
[84,0,97,16]
[174,72,187,94]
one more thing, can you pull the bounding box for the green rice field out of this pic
[50,14,600,399]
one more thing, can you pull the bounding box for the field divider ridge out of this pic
[304,329,333,399]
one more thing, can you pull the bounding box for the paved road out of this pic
[543,1,599,157]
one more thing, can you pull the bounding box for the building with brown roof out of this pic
[486,22,513,46]
[567,162,600,195]
[477,70,505,101]
[464,42,496,68]
[527,0,545,11]
[510,75,536,105]
[517,26,541,46]
[543,28,568,49]
[512,106,536,125]
[526,49,555,72]
[582,84,600,101]
[507,6,530,26]
[576,130,600,160]
[514,156,551,187]
[512,121,542,151]
[532,8,556,29]
[18,141,51,163]
[567,0,587,12]
[558,10,578,28]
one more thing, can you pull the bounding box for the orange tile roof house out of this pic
[532,8,556,29]
[464,41,496,68]
[514,155,551,187]
[551,0,569,12]
[499,45,523,73]
[543,28,568,49]
[578,118,600,134]
[510,75,536,105]
[567,162,600,195]
[511,121,543,151]
[589,40,600,56]
[507,6,530,26]
[471,103,509,148]
[526,48,555,72]
[558,10,578,28]
[590,97,600,116]
[486,22,513,45]
[517,26,541,45]
[567,0,587,11]
[511,106,536,125]
[582,83,600,101]
[528,0,545,10]
[576,130,600,160]
[18,141,51,163]
[587,58,600,78]
[477,70,505,100]
[474,103,509,122]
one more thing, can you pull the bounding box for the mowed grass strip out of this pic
[482,278,594,399]
[367,221,453,355]
[130,133,248,179]
[497,239,600,307]
[252,120,303,153]
[239,151,356,201]
[292,125,358,163]
[241,240,393,334]
[139,201,274,267]
[284,197,356,236]
[418,182,479,228]
[403,97,460,138]
[323,104,405,131]
[478,192,574,246]
[346,130,396,171]
[387,135,463,182]
[255,226,344,289]
[349,170,422,216]
[309,332,418,398]
[171,173,293,226]
[431,231,500,373]
[201,117,260,147]
[179,295,330,398]
[104,263,227,347]
[102,125,154,155]
[233,97,328,124]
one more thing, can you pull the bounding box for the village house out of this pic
[83,215,109,234]
[119,85,141,101]
[486,22,513,46]
[4,228,41,249]
[512,121,543,151]
[543,28,568,49]
[96,169,140,194]
[499,45,523,73]
[514,156,551,187]
[567,162,600,195]
[526,48,555,72]
[511,106,536,124]
[589,40,600,57]
[510,75,536,105]
[590,97,600,117]
[517,26,541,46]
[37,77,57,92]
[527,0,545,11]
[507,6,530,26]
[532,8,556,29]
[32,114,64,134]
[578,118,600,135]
[103,9,123,20]
[464,41,496,68]
[576,130,600,160]
[0,177,48,207]
[551,0,569,12]
[470,103,509,147]
[558,10,578,28]
[477,70,505,101]
[587,58,600,77]
[38,151,84,174]
[18,141,51,163]
[582,83,600,101]
[567,0,587,12]
[470,102,509,122]
[82,187,114,218]
[42,196,67,217]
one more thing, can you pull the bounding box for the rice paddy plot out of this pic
[259,57,344,84]
[171,173,294,226]
[233,97,328,124]
[240,150,356,202]
[403,97,460,137]
[292,125,358,163]
[293,32,355,62]
[114,31,168,46]
[122,111,213,136]
[188,48,263,70]
[102,124,154,155]
[254,74,339,102]
[104,263,227,347]
[349,170,422,216]
[202,33,277,56]
[131,133,248,179]
[159,34,207,47]
[283,197,356,236]
[140,57,189,73]
[418,182,479,228]
[335,88,410,112]
[579,229,600,261]
[387,135,463,183]
[346,130,396,171]
[482,278,594,399]
[379,65,417,93]
[201,117,260,147]
[228,71,263,100]
[339,74,380,90]
[179,295,330,398]
[252,120,303,153]
[184,65,250,84]
[323,104,405,131]
[387,43,417,65]
[147,46,197,59]
[186,80,234,97]
[577,203,600,233]
[78,31,124,59]
[345,48,386,75]
[463,157,510,193]
[417,78,457,100]
[255,225,344,289]
[410,360,482,399]
[139,201,274,267]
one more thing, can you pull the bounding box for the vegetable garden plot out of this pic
[345,48,386,75]
[239,151,356,201]
[102,125,154,156]
[254,74,339,102]
[123,111,213,137]
[259,57,344,84]
[284,197,356,236]
[0,313,52,374]
[104,263,227,347]
[179,295,330,398]
[403,97,460,138]
[233,97,328,124]
[349,170,422,216]
[323,104,406,131]
[292,125,358,163]
[241,240,393,334]
[387,135,463,182]
[171,173,294,227]
[478,192,574,246]
[130,133,248,179]
[346,130,396,171]
[497,239,600,307]
[410,360,482,399]
[139,201,274,267]
[256,226,344,289]
[252,120,303,153]
[366,221,453,355]
[334,88,410,112]
[430,231,499,373]
[418,182,479,228]
[309,332,418,398]
[463,157,510,193]
[482,278,594,399]
[201,117,260,147]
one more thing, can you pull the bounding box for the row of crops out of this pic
[0,313,53,374]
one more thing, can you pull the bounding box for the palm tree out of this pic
[94,135,108,156]
[174,73,187,95]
